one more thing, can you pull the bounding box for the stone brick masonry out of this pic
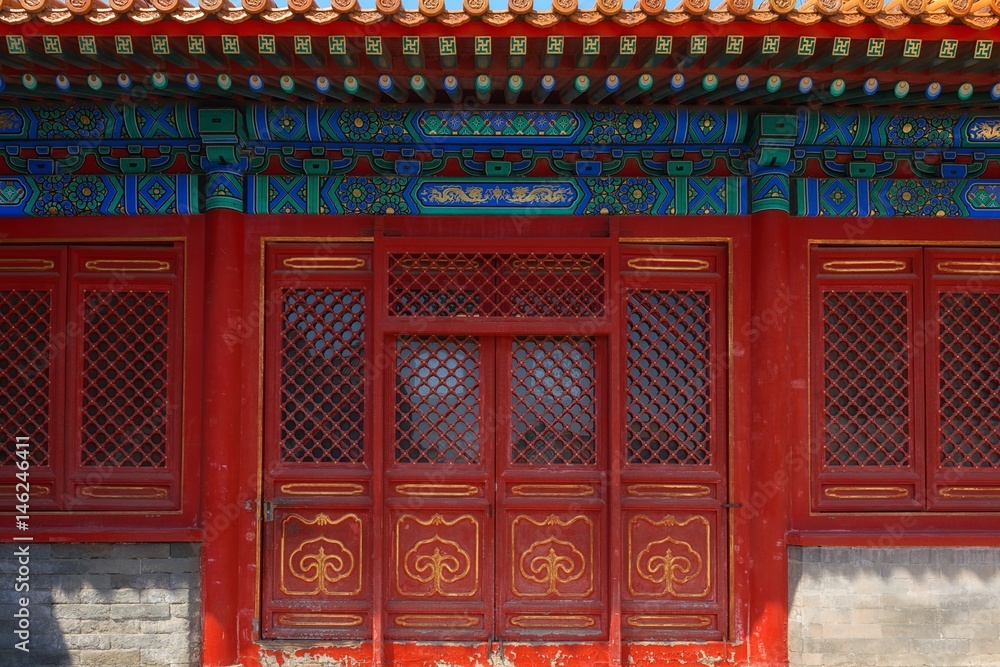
[789,546,1000,667]
[0,543,200,667]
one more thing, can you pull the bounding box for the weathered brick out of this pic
[70,649,143,666]
[790,547,1000,667]
[110,603,171,621]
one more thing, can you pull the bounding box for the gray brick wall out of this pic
[0,543,200,667]
[789,546,1000,667]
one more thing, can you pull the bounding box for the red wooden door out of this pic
[260,239,730,645]
[386,334,607,640]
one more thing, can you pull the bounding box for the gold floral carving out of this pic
[280,513,362,596]
[521,537,587,595]
[626,614,712,628]
[403,535,474,596]
[286,537,357,595]
[513,514,594,598]
[396,514,479,597]
[629,515,711,599]
[510,614,595,628]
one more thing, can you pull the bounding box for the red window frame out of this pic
[810,246,1000,514]
[0,229,201,540]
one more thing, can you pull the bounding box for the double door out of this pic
[386,333,606,639]
[260,241,729,644]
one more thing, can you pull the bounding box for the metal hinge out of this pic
[262,500,274,522]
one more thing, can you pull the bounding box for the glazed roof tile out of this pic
[1,0,996,29]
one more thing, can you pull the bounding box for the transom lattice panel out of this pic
[0,290,51,467]
[80,291,170,467]
[395,336,482,465]
[626,290,713,466]
[387,252,605,319]
[510,336,596,466]
[822,290,912,468]
[280,289,366,465]
[937,292,1000,468]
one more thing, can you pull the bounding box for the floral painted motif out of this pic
[338,108,411,143]
[37,104,107,139]
[31,176,107,215]
[337,176,411,214]
[885,114,955,148]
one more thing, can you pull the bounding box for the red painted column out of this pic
[747,203,792,666]
[200,204,245,667]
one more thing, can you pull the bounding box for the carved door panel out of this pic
[385,335,495,639]
[261,245,375,639]
[496,336,607,639]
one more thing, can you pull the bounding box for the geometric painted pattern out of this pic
[0,175,200,217]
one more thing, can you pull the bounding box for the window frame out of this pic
[788,221,1000,544]
[0,221,202,541]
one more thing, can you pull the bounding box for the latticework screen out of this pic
[937,292,1000,469]
[821,290,913,468]
[387,252,606,319]
[394,335,482,465]
[279,288,367,465]
[510,336,596,466]
[79,291,171,468]
[0,289,51,467]
[625,290,713,466]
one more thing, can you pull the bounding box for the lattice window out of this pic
[0,290,51,467]
[626,290,712,466]
[938,292,1000,468]
[388,252,605,319]
[821,291,912,468]
[280,289,366,465]
[395,336,482,465]
[510,336,596,466]
[80,291,170,467]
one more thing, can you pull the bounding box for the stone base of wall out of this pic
[789,546,1000,667]
[0,543,200,667]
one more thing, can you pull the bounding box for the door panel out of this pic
[497,335,608,640]
[385,335,494,639]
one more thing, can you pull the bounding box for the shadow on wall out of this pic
[787,546,1000,667]
[0,543,201,667]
